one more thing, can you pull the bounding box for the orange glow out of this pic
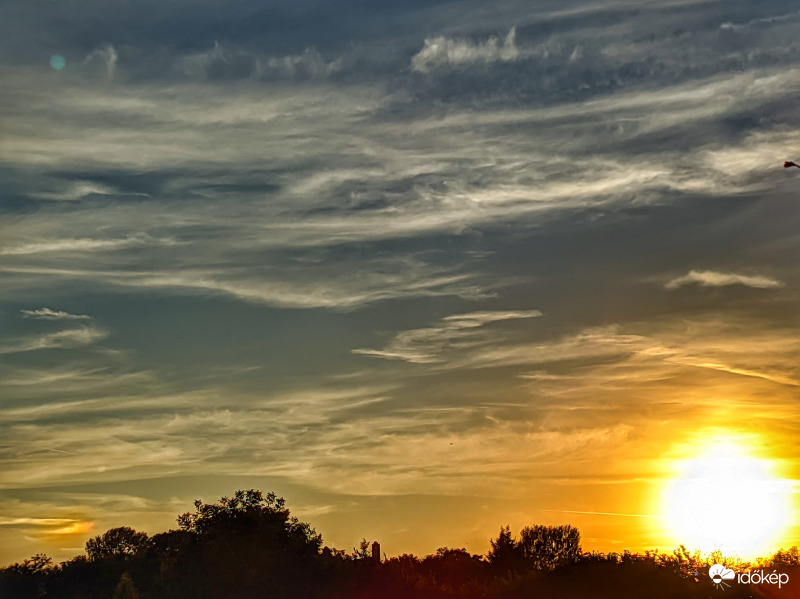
[44,521,95,536]
[660,434,794,559]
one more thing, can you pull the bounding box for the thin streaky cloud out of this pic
[353,309,542,364]
[42,449,77,456]
[31,181,117,202]
[3,235,174,256]
[442,310,543,327]
[665,269,784,289]
[673,360,800,387]
[0,518,81,527]
[1,262,491,310]
[350,348,436,364]
[20,308,90,321]
[0,327,107,355]
[545,510,659,519]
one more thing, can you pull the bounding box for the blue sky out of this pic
[2,0,800,564]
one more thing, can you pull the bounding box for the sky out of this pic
[2,0,800,566]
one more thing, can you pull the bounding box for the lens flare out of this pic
[50,55,66,70]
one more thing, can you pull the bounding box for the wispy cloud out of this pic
[679,361,799,387]
[0,327,107,354]
[83,45,118,80]
[356,315,800,395]
[20,308,90,321]
[31,181,118,202]
[353,309,542,363]
[1,259,490,310]
[412,27,520,72]
[665,269,784,289]
[0,517,82,527]
[2,235,173,256]
[443,310,543,326]
[174,42,343,82]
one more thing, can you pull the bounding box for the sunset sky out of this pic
[2,0,800,567]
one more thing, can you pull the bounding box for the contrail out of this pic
[43,448,76,455]
[544,509,659,519]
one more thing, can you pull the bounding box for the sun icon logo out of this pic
[708,563,736,590]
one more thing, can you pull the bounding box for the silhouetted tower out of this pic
[371,541,381,564]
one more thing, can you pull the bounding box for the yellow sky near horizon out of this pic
[4,418,799,567]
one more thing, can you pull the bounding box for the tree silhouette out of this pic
[10,553,52,574]
[6,489,793,599]
[177,489,320,547]
[489,526,523,574]
[352,538,372,559]
[175,489,327,599]
[86,527,149,561]
[0,554,53,599]
[519,524,581,571]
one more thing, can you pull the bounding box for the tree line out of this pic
[1,489,798,598]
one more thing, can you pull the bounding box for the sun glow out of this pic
[662,437,793,559]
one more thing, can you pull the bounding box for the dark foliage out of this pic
[0,489,794,599]
[519,524,581,571]
[488,525,524,576]
[112,572,140,599]
[86,527,150,561]
[0,554,53,599]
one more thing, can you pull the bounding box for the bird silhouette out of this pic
[784,161,800,168]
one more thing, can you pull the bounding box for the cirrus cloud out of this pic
[411,27,521,72]
[20,308,90,321]
[664,269,784,290]
[0,327,107,355]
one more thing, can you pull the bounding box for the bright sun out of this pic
[662,438,793,558]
